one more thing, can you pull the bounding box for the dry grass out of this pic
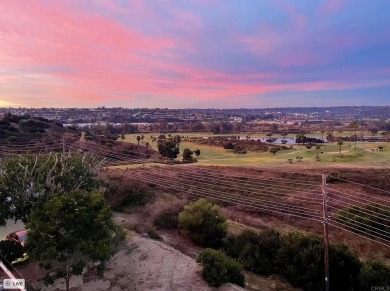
[109,165,390,264]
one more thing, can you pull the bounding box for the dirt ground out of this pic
[5,213,246,291]
[13,232,244,291]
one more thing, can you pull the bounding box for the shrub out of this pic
[224,229,281,275]
[178,198,227,248]
[154,209,179,229]
[223,142,235,150]
[0,240,24,264]
[328,244,360,290]
[276,232,325,290]
[148,230,162,240]
[182,148,194,161]
[197,248,245,287]
[358,261,390,290]
[105,181,154,211]
[326,172,343,183]
[224,229,361,291]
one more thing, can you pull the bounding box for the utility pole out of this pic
[322,174,330,291]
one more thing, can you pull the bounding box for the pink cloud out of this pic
[0,0,387,108]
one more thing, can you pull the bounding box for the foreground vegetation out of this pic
[0,153,123,291]
[178,198,390,290]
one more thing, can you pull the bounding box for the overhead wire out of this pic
[110,168,323,217]
[109,168,323,222]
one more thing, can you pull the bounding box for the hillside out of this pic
[0,113,79,144]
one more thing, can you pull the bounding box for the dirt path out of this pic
[30,232,242,291]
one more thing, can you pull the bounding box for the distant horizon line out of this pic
[1,105,390,110]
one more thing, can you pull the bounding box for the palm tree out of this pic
[320,129,325,143]
[348,121,359,149]
[145,142,150,153]
[315,144,321,161]
[337,141,343,158]
[136,135,141,148]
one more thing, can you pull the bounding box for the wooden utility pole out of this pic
[322,174,330,291]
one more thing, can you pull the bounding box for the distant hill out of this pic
[0,113,79,147]
[0,114,155,164]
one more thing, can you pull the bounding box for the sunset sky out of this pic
[1,0,389,108]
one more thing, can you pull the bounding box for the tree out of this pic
[326,131,334,142]
[194,149,201,157]
[26,191,119,291]
[0,240,24,264]
[315,145,321,161]
[337,141,343,158]
[233,146,247,156]
[145,142,150,153]
[197,249,245,287]
[178,198,227,248]
[358,261,390,289]
[0,152,103,225]
[370,128,378,136]
[348,122,359,148]
[223,142,235,151]
[269,147,280,156]
[182,148,194,161]
[157,139,180,159]
[296,134,306,144]
[136,135,141,148]
[172,135,181,145]
[320,129,325,143]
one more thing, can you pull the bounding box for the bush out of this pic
[182,148,194,161]
[197,248,245,287]
[224,229,361,291]
[224,229,281,275]
[178,198,227,248]
[358,261,390,290]
[148,230,162,240]
[328,244,360,290]
[276,233,325,290]
[326,172,344,183]
[0,240,24,264]
[154,209,179,229]
[105,181,154,211]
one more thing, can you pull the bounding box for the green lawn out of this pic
[123,133,390,168]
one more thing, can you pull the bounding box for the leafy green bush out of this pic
[178,198,227,248]
[358,261,390,290]
[276,232,324,290]
[197,248,245,287]
[328,244,360,290]
[0,240,24,264]
[224,229,281,275]
[224,229,361,291]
